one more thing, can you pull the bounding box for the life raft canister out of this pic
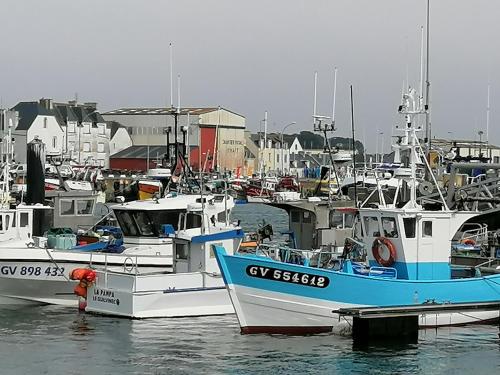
[372,237,397,267]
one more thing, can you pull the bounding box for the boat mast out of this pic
[424,0,431,153]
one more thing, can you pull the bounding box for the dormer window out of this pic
[98,124,106,135]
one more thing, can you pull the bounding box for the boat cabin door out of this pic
[290,209,316,249]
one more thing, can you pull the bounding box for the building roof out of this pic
[107,120,126,139]
[111,145,170,159]
[53,104,78,126]
[11,102,54,131]
[104,107,225,116]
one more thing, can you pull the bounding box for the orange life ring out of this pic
[372,237,397,267]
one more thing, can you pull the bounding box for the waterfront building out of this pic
[9,98,111,168]
[103,107,245,173]
[248,132,291,175]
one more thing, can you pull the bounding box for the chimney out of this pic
[84,102,97,110]
[39,98,53,110]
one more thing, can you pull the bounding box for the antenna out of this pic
[331,67,337,125]
[264,110,268,148]
[419,26,425,106]
[313,71,318,119]
[424,0,431,151]
[177,74,181,113]
[170,43,173,108]
[486,84,490,145]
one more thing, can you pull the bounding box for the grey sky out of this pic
[1,0,498,152]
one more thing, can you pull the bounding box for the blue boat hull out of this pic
[214,247,500,333]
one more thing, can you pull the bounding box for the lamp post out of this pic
[280,122,296,175]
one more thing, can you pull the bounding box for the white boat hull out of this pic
[228,284,500,334]
[0,245,173,306]
[86,270,233,318]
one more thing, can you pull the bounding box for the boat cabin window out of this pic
[20,212,29,227]
[291,211,300,223]
[185,213,202,229]
[60,200,75,216]
[175,243,188,260]
[381,217,398,238]
[302,211,312,223]
[115,209,186,237]
[363,216,380,237]
[76,200,94,215]
[330,213,343,228]
[403,217,416,238]
[344,213,355,228]
[423,221,433,237]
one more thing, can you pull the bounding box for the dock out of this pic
[333,301,500,344]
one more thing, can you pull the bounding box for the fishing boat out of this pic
[213,87,500,334]
[0,192,234,306]
[85,201,243,318]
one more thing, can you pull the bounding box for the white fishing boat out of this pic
[0,192,234,306]
[85,202,243,318]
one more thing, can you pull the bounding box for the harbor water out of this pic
[0,204,499,375]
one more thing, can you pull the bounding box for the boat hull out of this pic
[86,270,233,318]
[0,248,172,306]
[214,248,500,334]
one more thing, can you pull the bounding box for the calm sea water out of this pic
[0,204,499,375]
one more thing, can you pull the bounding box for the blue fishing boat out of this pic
[214,87,500,334]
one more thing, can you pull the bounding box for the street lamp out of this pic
[280,122,296,175]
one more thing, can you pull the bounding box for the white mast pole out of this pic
[169,43,173,108]
[486,84,490,145]
[332,67,337,125]
[264,110,268,148]
[419,26,425,110]
[313,72,318,119]
[177,75,181,113]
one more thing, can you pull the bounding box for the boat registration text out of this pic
[0,265,65,278]
[246,265,329,288]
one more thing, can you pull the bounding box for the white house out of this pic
[11,99,112,168]
[12,100,64,163]
[289,137,303,154]
[250,133,291,175]
[108,120,133,155]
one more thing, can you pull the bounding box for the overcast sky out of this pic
[1,0,498,152]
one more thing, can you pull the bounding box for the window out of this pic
[20,212,29,227]
[76,200,94,215]
[83,123,91,134]
[403,217,416,238]
[68,122,75,133]
[175,243,188,260]
[423,221,433,237]
[277,154,280,163]
[302,211,312,223]
[363,216,380,237]
[187,213,202,229]
[98,159,105,167]
[114,209,186,237]
[98,124,106,135]
[291,211,300,223]
[97,143,105,153]
[494,156,499,164]
[83,142,91,152]
[69,141,75,151]
[52,136,57,148]
[43,117,47,128]
[382,217,398,238]
[330,213,343,228]
[115,211,138,236]
[133,211,154,236]
[60,200,75,215]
